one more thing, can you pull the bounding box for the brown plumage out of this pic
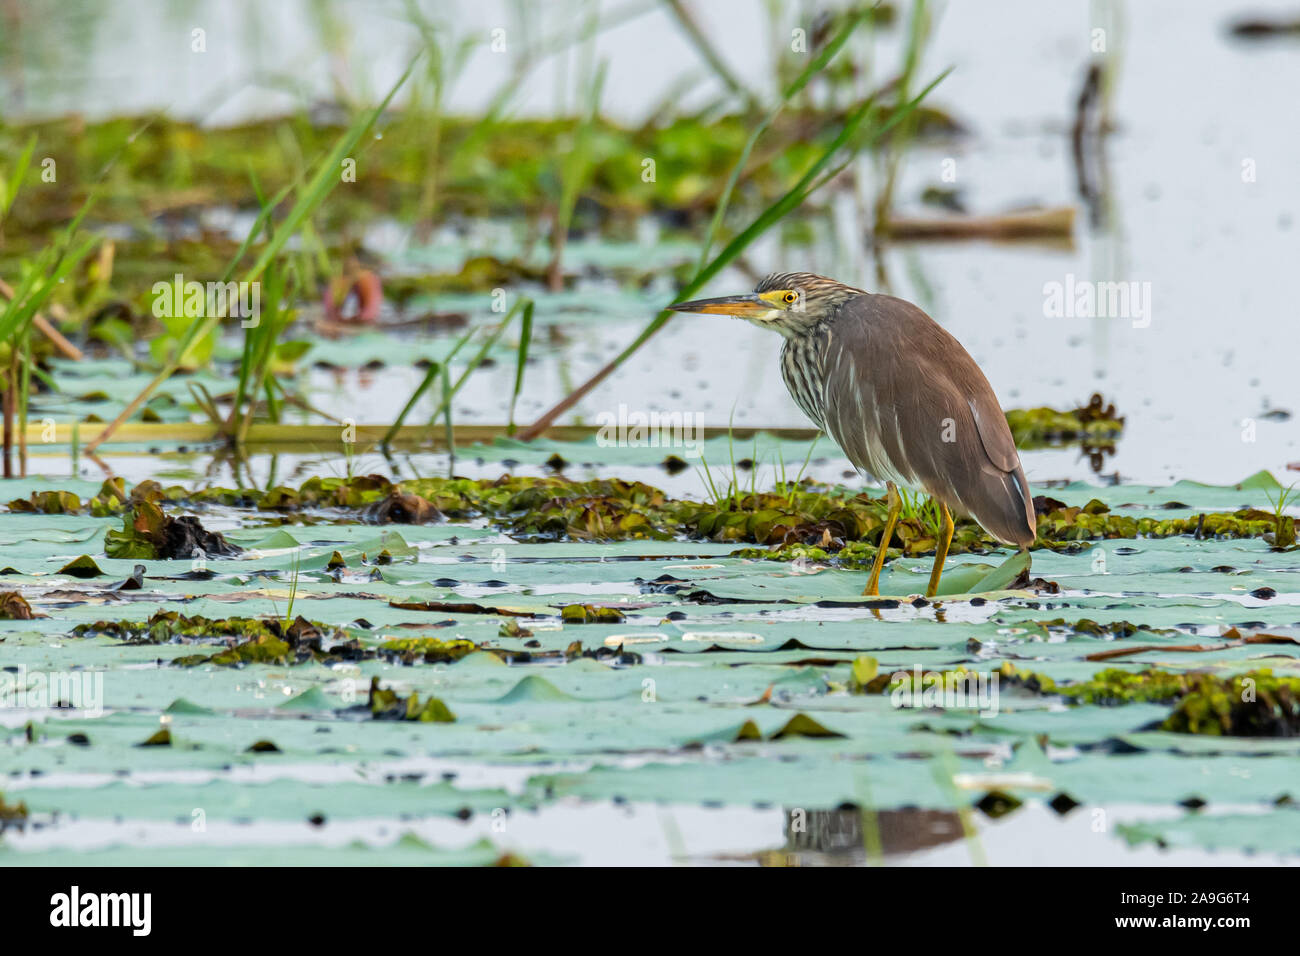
[814,293,1035,546]
[670,272,1035,596]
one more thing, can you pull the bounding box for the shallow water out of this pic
[8,1,1298,485]
[3,0,1299,867]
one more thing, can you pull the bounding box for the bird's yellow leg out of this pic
[925,502,955,598]
[863,482,901,596]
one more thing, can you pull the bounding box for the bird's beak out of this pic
[667,293,769,317]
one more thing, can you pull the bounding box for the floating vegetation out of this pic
[1029,618,1168,640]
[7,489,83,514]
[104,500,241,560]
[842,661,1300,738]
[994,664,1300,737]
[7,475,1287,556]
[1006,393,1125,448]
[0,794,28,831]
[848,656,886,694]
[178,633,293,668]
[377,637,479,664]
[1161,673,1300,737]
[73,611,290,644]
[559,604,627,624]
[0,108,956,261]
[0,592,34,620]
[367,677,456,723]
[73,611,369,668]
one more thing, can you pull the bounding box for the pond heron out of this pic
[669,272,1035,597]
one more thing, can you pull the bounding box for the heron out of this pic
[669,272,1035,597]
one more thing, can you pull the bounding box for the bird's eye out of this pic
[783,291,797,305]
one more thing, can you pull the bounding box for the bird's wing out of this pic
[819,316,911,486]
[821,294,1035,544]
[965,383,1020,474]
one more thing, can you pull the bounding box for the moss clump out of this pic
[378,637,479,664]
[736,530,986,568]
[1007,664,1300,736]
[863,665,1170,712]
[1006,393,1124,448]
[849,659,1300,736]
[206,634,292,667]
[75,611,281,644]
[1052,667,1191,704]
[74,611,370,667]
[1160,672,1300,736]
[9,472,1290,552]
[996,662,1217,706]
[367,677,455,723]
[559,604,627,624]
[499,619,534,638]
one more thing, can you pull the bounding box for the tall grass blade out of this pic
[519,67,951,440]
[506,300,535,436]
[84,55,422,454]
[0,135,37,221]
[698,8,869,267]
[380,315,481,448]
[425,299,527,426]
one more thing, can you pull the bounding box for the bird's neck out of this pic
[776,312,831,340]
